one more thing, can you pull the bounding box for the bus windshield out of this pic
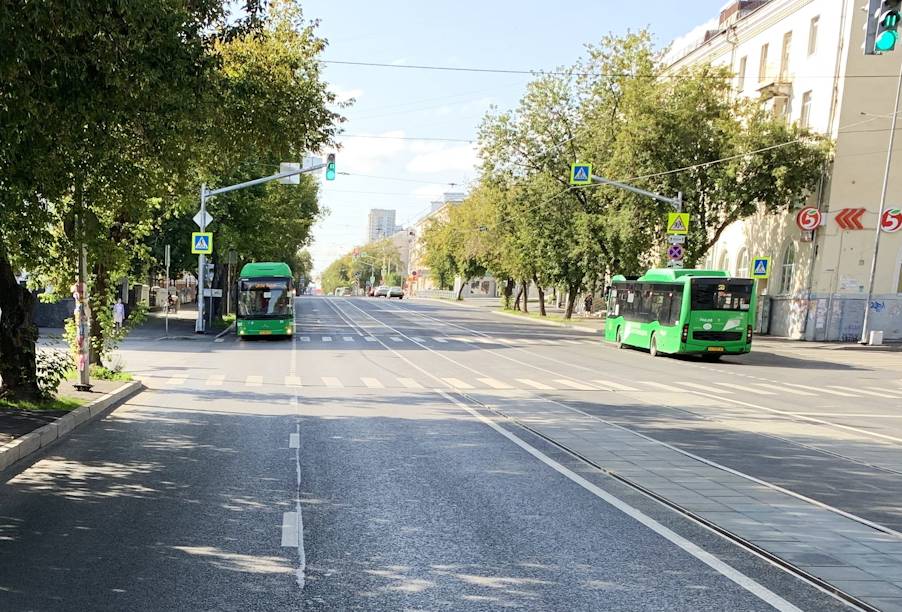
[238,279,292,318]
[691,280,753,312]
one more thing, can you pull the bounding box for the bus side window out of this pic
[658,291,672,325]
[669,289,683,326]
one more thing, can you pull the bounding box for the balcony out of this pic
[757,66,793,101]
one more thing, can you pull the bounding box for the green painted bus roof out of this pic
[612,269,732,283]
[239,262,292,278]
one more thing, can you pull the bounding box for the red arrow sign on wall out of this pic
[835,208,866,230]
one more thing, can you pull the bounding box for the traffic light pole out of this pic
[195,164,327,333]
[589,174,683,212]
[861,58,902,344]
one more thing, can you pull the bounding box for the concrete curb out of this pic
[215,322,236,340]
[491,310,604,335]
[0,380,143,473]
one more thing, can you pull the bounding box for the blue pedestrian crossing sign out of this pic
[192,232,213,254]
[751,256,771,279]
[570,163,592,185]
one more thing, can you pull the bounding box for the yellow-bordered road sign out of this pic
[192,232,213,254]
[751,257,771,279]
[667,213,689,234]
[570,163,592,185]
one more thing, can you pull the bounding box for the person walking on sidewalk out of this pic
[583,294,593,316]
[112,298,125,330]
[168,293,178,314]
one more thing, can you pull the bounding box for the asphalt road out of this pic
[3,295,897,611]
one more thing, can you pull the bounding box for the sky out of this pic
[301,0,724,278]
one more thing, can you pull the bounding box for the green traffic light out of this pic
[877,29,898,51]
[326,163,336,180]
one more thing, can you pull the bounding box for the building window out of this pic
[737,56,747,91]
[896,247,902,293]
[800,91,813,128]
[774,96,789,119]
[738,250,750,277]
[780,31,792,78]
[808,16,819,56]
[759,43,769,81]
[719,251,732,275]
[779,242,796,294]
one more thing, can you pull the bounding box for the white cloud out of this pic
[330,85,363,105]
[336,131,407,172]
[408,140,445,153]
[390,57,406,65]
[407,144,480,174]
[666,18,719,62]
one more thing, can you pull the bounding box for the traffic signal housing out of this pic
[866,0,902,54]
[326,153,336,180]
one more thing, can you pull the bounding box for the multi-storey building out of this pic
[366,209,399,243]
[670,0,902,340]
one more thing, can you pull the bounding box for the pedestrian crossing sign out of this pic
[751,256,771,279]
[570,163,592,185]
[192,232,213,254]
[667,213,690,235]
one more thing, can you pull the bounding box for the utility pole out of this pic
[195,183,208,333]
[165,244,171,337]
[72,213,92,391]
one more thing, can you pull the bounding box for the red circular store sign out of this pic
[881,208,902,233]
[796,207,821,231]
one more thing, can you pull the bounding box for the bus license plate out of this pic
[707,346,724,352]
[259,330,272,335]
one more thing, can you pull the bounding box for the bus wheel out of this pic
[615,327,624,349]
[649,334,659,357]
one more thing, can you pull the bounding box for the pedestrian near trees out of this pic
[113,298,125,330]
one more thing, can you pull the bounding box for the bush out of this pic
[36,348,73,399]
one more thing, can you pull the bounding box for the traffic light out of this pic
[326,153,336,180]
[204,263,214,284]
[865,0,902,54]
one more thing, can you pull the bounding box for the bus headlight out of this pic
[286,327,293,334]
[746,325,753,344]
[681,324,689,343]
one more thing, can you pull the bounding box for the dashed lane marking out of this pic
[434,338,448,343]
[716,382,776,395]
[364,337,377,342]
[751,383,814,396]
[638,381,688,392]
[676,381,732,394]
[285,376,302,387]
[441,377,473,389]
[281,512,299,547]
[829,385,897,399]
[554,379,597,390]
[592,380,638,392]
[205,375,225,386]
[866,386,902,396]
[322,377,343,388]
[300,337,310,342]
[246,375,263,387]
[516,379,555,390]
[343,336,354,342]
[390,337,403,342]
[166,374,189,385]
[322,336,332,342]
[398,378,424,389]
[361,377,384,388]
[477,377,514,389]
[787,383,854,397]
[289,433,299,449]
[412,337,426,342]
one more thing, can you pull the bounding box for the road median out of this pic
[0,380,143,473]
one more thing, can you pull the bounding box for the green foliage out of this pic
[64,300,148,365]
[320,239,402,294]
[0,396,86,412]
[36,349,74,399]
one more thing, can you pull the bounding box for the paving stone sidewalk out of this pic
[468,388,902,612]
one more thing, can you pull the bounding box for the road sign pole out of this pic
[165,244,171,337]
[862,58,902,344]
[196,183,207,334]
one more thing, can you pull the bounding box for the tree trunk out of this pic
[502,278,515,309]
[513,283,523,310]
[520,279,529,313]
[534,273,546,316]
[565,283,578,319]
[456,277,468,301]
[89,263,109,366]
[0,252,41,400]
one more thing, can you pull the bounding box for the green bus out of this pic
[604,269,755,360]
[236,262,295,338]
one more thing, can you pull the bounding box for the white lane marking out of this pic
[866,386,902,396]
[364,337,377,342]
[300,336,310,342]
[518,338,537,344]
[285,376,302,387]
[516,379,555,390]
[322,336,332,342]
[554,379,596,390]
[477,378,514,389]
[637,381,687,392]
[790,413,902,418]
[717,382,776,395]
[540,339,558,345]
[289,433,299,449]
[246,375,263,387]
[166,374,189,386]
[676,381,731,394]
[398,378,424,389]
[592,380,637,392]
[435,390,805,612]
[787,383,854,397]
[441,377,474,389]
[214,338,225,343]
[434,338,448,343]
[322,377,343,388]
[390,336,403,342]
[412,337,426,342]
[343,336,354,342]
[205,375,225,386]
[829,385,898,398]
[281,512,299,547]
[361,377,384,388]
[563,339,583,345]
[497,338,517,345]
[750,383,813,396]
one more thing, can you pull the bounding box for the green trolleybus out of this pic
[236,262,295,338]
[604,269,756,359]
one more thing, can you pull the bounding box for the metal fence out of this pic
[416,289,456,300]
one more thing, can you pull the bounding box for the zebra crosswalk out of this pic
[158,371,902,402]
[289,334,605,347]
